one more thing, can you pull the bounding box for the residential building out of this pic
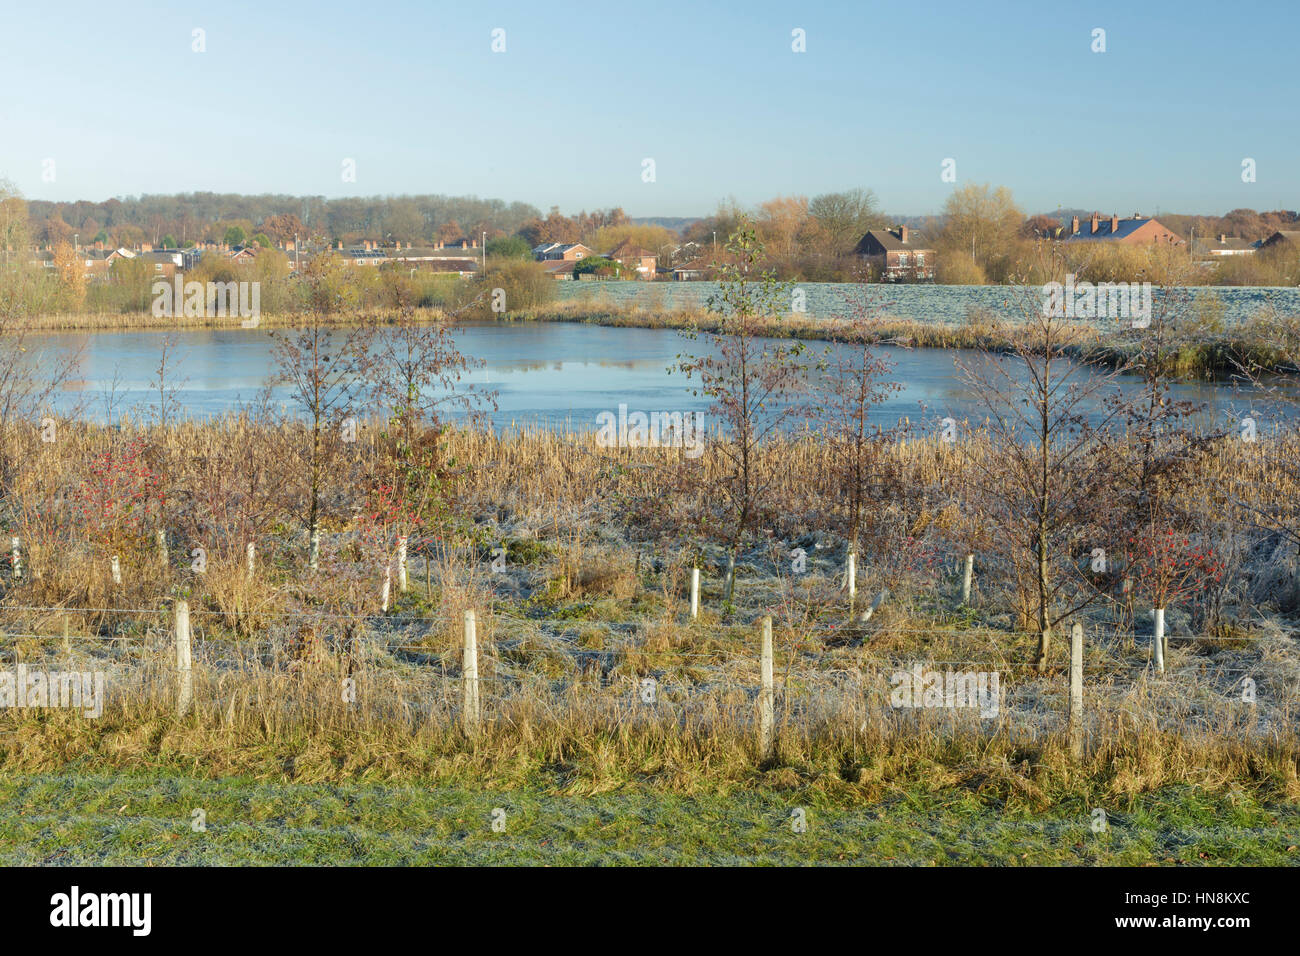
[604,238,657,279]
[541,259,578,280]
[1190,235,1258,258]
[671,258,711,281]
[1062,213,1183,245]
[1260,230,1300,250]
[532,242,592,261]
[854,225,935,281]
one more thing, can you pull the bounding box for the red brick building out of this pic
[1063,213,1183,245]
[854,225,934,281]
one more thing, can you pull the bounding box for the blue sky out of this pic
[1,0,1296,217]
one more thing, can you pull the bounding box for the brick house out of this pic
[603,238,657,279]
[854,225,934,281]
[532,242,592,261]
[1063,213,1183,245]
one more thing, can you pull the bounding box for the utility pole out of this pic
[482,231,486,275]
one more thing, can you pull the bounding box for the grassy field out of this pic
[3,772,1297,865]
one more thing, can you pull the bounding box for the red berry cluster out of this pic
[72,439,163,548]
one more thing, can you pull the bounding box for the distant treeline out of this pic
[5,178,1300,289]
[20,192,545,249]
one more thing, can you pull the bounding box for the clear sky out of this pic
[1,0,1296,217]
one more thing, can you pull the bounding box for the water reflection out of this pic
[25,321,1288,434]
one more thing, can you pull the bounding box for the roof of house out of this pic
[144,249,186,263]
[83,248,127,261]
[672,258,711,273]
[533,241,590,257]
[1191,236,1258,253]
[606,239,655,259]
[1263,230,1300,245]
[540,259,577,274]
[856,228,931,252]
[391,247,479,260]
[1064,215,1180,242]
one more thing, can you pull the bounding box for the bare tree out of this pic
[675,222,810,597]
[270,309,373,568]
[366,303,496,535]
[957,262,1129,669]
[814,282,904,595]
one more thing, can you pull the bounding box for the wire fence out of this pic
[0,598,1292,750]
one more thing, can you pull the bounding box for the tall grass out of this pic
[0,420,1297,795]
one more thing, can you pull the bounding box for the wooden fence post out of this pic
[397,536,408,592]
[1153,607,1165,675]
[381,564,391,613]
[308,526,321,571]
[1069,621,1083,760]
[110,555,122,586]
[175,600,193,717]
[246,541,255,580]
[156,529,168,569]
[723,554,736,603]
[960,553,974,604]
[463,609,480,734]
[690,567,700,620]
[758,615,774,760]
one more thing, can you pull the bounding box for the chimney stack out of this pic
[1071,216,1079,235]
[1090,213,1099,235]
[899,224,909,244]
[1110,214,1119,234]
